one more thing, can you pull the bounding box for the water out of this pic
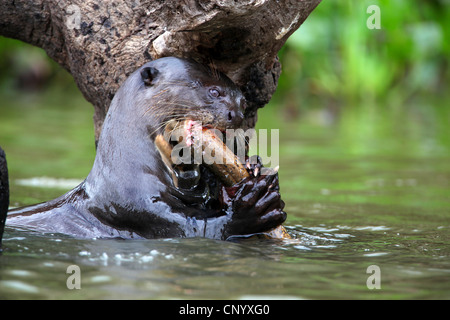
[1,223,448,299]
[0,90,449,299]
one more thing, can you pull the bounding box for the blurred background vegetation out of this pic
[280,0,449,108]
[0,0,449,183]
[267,0,449,157]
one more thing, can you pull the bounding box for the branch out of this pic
[0,0,321,141]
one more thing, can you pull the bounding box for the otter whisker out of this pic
[152,81,190,86]
[142,102,197,117]
[147,115,190,137]
[151,88,170,99]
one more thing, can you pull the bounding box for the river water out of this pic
[0,93,449,299]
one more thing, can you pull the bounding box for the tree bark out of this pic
[0,0,321,142]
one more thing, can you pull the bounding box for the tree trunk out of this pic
[0,0,321,143]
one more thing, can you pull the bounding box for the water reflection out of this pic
[1,216,449,299]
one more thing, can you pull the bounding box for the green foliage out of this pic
[276,0,449,108]
[0,37,73,93]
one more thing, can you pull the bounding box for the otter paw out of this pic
[222,172,286,238]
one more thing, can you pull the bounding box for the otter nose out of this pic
[227,110,244,126]
[227,111,235,122]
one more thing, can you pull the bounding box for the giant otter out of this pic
[6,57,286,240]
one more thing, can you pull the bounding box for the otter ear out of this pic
[140,66,159,86]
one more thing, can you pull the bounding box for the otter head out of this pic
[138,57,247,135]
[136,57,250,190]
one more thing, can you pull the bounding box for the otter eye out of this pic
[209,88,220,98]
